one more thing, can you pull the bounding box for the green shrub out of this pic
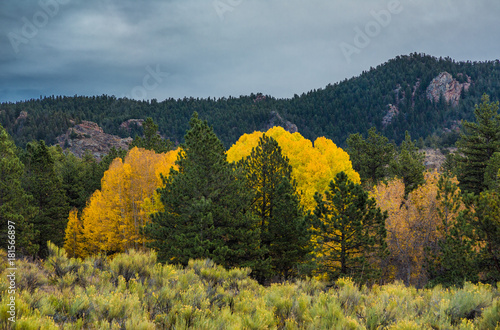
[16,313,59,330]
[336,277,362,315]
[44,242,83,283]
[14,259,48,293]
[388,319,429,329]
[109,249,156,282]
[307,292,361,329]
[265,284,296,327]
[295,277,327,296]
[446,282,494,325]
[478,298,500,329]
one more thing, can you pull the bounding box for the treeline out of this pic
[62,116,366,284]
[1,53,500,149]
[2,94,500,288]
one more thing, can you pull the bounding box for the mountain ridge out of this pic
[1,53,499,150]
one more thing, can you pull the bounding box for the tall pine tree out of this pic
[311,171,388,283]
[129,117,173,153]
[474,190,500,283]
[426,175,478,287]
[389,131,426,196]
[0,124,38,256]
[346,127,395,185]
[23,141,70,257]
[145,113,262,269]
[240,134,311,281]
[457,94,500,194]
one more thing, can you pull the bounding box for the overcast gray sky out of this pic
[1,0,499,103]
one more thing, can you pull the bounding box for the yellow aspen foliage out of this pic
[76,147,179,257]
[63,208,85,258]
[227,127,360,211]
[81,190,111,256]
[371,170,462,287]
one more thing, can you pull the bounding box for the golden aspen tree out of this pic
[81,190,109,256]
[227,127,360,211]
[370,177,406,283]
[372,171,462,287]
[75,147,179,257]
[63,208,85,258]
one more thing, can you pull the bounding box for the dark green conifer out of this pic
[311,171,388,283]
[426,175,478,287]
[346,127,395,184]
[0,124,38,256]
[456,94,500,194]
[389,131,426,196]
[241,134,311,281]
[145,113,261,269]
[23,141,70,257]
[474,191,500,283]
[129,117,173,153]
[484,152,500,191]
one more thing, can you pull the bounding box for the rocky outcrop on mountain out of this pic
[426,72,471,107]
[15,111,28,124]
[253,94,266,103]
[382,104,399,127]
[411,79,420,108]
[423,148,456,171]
[266,111,298,133]
[120,119,144,131]
[56,121,131,161]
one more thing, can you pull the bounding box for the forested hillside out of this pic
[2,93,500,328]
[1,53,499,149]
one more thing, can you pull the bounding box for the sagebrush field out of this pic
[1,244,499,329]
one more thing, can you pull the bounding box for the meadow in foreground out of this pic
[0,245,499,329]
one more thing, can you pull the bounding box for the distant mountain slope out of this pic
[1,53,499,150]
[285,53,500,145]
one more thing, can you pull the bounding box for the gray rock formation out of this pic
[426,72,471,107]
[56,121,131,161]
[266,111,298,133]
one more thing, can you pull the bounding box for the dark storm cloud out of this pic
[1,0,499,103]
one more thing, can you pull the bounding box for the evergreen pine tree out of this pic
[346,127,395,184]
[457,94,500,194]
[144,113,261,269]
[240,134,311,281]
[23,141,70,257]
[390,131,426,196]
[426,175,478,287]
[269,178,312,279]
[311,171,388,283]
[474,190,500,283]
[129,117,173,153]
[484,152,500,191]
[0,124,38,256]
[50,146,90,211]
